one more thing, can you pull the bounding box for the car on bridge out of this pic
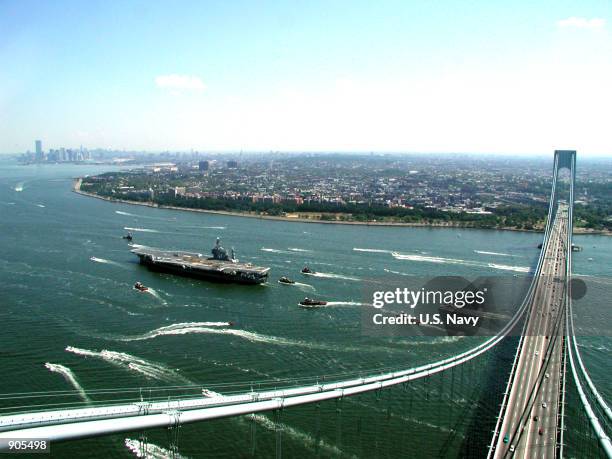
[503,434,510,444]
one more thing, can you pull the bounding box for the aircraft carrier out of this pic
[131,238,270,284]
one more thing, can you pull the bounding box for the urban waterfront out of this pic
[0,159,609,458]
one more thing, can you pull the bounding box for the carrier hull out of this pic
[132,248,269,285]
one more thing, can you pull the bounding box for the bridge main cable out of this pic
[563,153,612,457]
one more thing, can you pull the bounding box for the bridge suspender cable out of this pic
[564,161,612,458]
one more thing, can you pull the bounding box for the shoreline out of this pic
[72,178,611,236]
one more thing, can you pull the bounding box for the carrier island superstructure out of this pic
[131,238,270,285]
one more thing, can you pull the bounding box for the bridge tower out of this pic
[554,149,576,172]
[551,150,576,233]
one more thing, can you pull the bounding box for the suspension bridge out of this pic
[0,150,609,458]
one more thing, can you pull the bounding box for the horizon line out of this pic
[3,149,611,158]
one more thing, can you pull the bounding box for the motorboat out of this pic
[278,276,295,284]
[299,297,327,307]
[134,282,148,292]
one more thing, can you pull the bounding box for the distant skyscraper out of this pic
[199,160,209,171]
[35,140,42,161]
[227,160,238,169]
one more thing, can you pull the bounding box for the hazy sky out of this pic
[1,0,610,155]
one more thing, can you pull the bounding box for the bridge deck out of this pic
[493,204,569,458]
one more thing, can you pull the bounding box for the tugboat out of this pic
[123,232,133,241]
[299,297,327,308]
[134,282,148,292]
[278,276,296,285]
[301,266,314,274]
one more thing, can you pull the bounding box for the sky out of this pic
[0,0,611,155]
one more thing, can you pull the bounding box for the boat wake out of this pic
[90,256,126,269]
[474,250,513,257]
[125,438,189,459]
[260,247,293,254]
[124,226,160,233]
[303,272,360,282]
[278,280,315,291]
[141,287,167,305]
[353,247,393,253]
[116,210,176,222]
[36,204,45,208]
[201,388,223,398]
[487,263,529,273]
[45,363,91,402]
[392,252,462,264]
[288,247,313,253]
[121,322,233,340]
[391,252,529,273]
[244,415,345,457]
[325,301,371,307]
[116,322,341,351]
[383,268,411,276]
[65,346,190,384]
[294,281,315,289]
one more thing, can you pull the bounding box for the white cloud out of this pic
[154,74,206,92]
[557,17,606,30]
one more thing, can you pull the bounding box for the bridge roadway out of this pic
[494,203,569,458]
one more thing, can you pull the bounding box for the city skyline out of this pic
[1,1,611,156]
[19,138,610,160]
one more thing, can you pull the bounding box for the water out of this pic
[0,159,608,458]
